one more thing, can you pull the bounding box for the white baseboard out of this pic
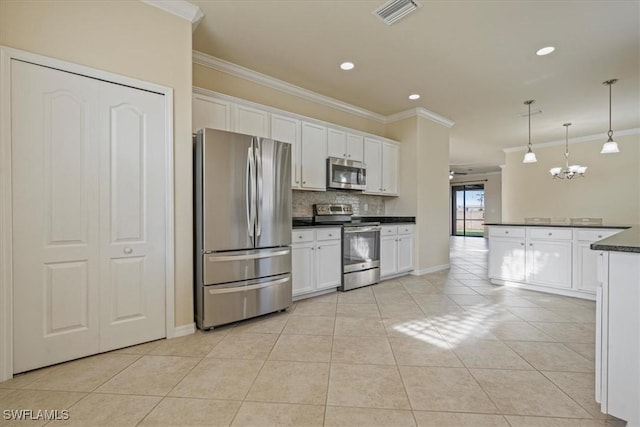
[411,264,450,276]
[168,322,196,339]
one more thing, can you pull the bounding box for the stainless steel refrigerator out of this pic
[194,128,292,330]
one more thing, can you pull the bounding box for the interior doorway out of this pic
[452,184,485,237]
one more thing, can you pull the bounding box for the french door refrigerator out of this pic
[194,128,292,330]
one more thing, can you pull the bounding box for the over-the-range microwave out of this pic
[326,157,366,191]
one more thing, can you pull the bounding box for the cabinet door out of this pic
[488,237,526,282]
[364,137,382,194]
[575,242,601,293]
[327,128,347,159]
[397,235,414,273]
[234,104,270,138]
[192,93,230,132]
[526,240,572,288]
[380,236,398,277]
[347,133,364,162]
[300,122,327,190]
[382,142,398,195]
[292,243,315,296]
[271,114,300,188]
[316,240,341,290]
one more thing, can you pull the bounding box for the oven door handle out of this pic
[344,226,381,233]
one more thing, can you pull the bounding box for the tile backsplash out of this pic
[292,190,385,217]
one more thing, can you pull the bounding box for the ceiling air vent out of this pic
[374,0,423,25]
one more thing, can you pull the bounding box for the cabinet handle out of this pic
[318,247,321,250]
[383,188,386,192]
[379,188,382,191]
[124,247,133,254]
[520,243,524,246]
[505,231,509,234]
[529,243,533,246]
[311,247,315,251]
[303,181,306,184]
[548,232,553,236]
[298,235,302,239]
[344,153,347,157]
[328,234,332,237]
[598,235,603,238]
[296,180,299,184]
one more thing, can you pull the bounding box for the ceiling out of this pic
[190,0,640,172]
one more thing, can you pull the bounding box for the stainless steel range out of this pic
[313,204,381,291]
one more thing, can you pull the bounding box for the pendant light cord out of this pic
[608,82,613,138]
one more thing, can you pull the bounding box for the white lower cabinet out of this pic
[380,224,414,278]
[291,228,341,298]
[488,225,624,299]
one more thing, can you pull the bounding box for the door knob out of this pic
[124,247,133,254]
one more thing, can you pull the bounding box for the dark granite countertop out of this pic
[293,216,416,228]
[485,222,630,229]
[485,223,639,253]
[591,226,640,254]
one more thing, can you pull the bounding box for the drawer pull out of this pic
[529,243,533,246]
[505,231,509,234]
[298,235,302,239]
[328,234,333,237]
[520,243,524,246]
[548,232,553,236]
[598,235,603,238]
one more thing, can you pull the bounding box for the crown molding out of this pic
[192,50,456,128]
[193,51,388,123]
[503,128,640,153]
[385,107,455,128]
[141,0,204,30]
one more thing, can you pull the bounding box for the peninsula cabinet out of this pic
[488,225,624,300]
[596,249,640,427]
[291,228,341,299]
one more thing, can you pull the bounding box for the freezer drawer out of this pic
[203,247,291,285]
[200,273,292,329]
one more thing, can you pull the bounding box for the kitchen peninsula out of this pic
[488,223,640,427]
[485,222,629,299]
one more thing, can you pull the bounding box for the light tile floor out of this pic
[0,237,625,426]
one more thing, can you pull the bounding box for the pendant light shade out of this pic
[601,79,620,154]
[522,100,538,163]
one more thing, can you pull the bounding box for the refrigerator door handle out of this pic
[246,146,256,239]
[206,248,290,262]
[256,138,263,237]
[207,276,290,294]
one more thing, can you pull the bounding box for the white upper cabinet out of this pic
[192,90,399,194]
[382,142,399,195]
[327,128,347,159]
[192,93,231,133]
[233,104,270,138]
[328,129,364,162]
[347,133,364,162]
[271,114,301,189]
[300,121,327,191]
[364,137,382,194]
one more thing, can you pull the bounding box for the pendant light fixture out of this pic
[522,100,537,163]
[601,78,620,154]
[549,123,587,179]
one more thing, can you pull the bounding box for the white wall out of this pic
[502,132,639,224]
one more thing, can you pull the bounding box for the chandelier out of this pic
[549,123,587,179]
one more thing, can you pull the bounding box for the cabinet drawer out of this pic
[528,228,573,240]
[489,227,524,238]
[292,229,314,243]
[397,224,414,235]
[316,228,341,241]
[381,225,398,236]
[576,229,621,242]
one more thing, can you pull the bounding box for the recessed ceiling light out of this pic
[340,62,355,70]
[408,94,420,100]
[536,46,555,56]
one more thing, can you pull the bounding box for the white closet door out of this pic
[11,60,101,373]
[97,82,166,352]
[11,60,167,372]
